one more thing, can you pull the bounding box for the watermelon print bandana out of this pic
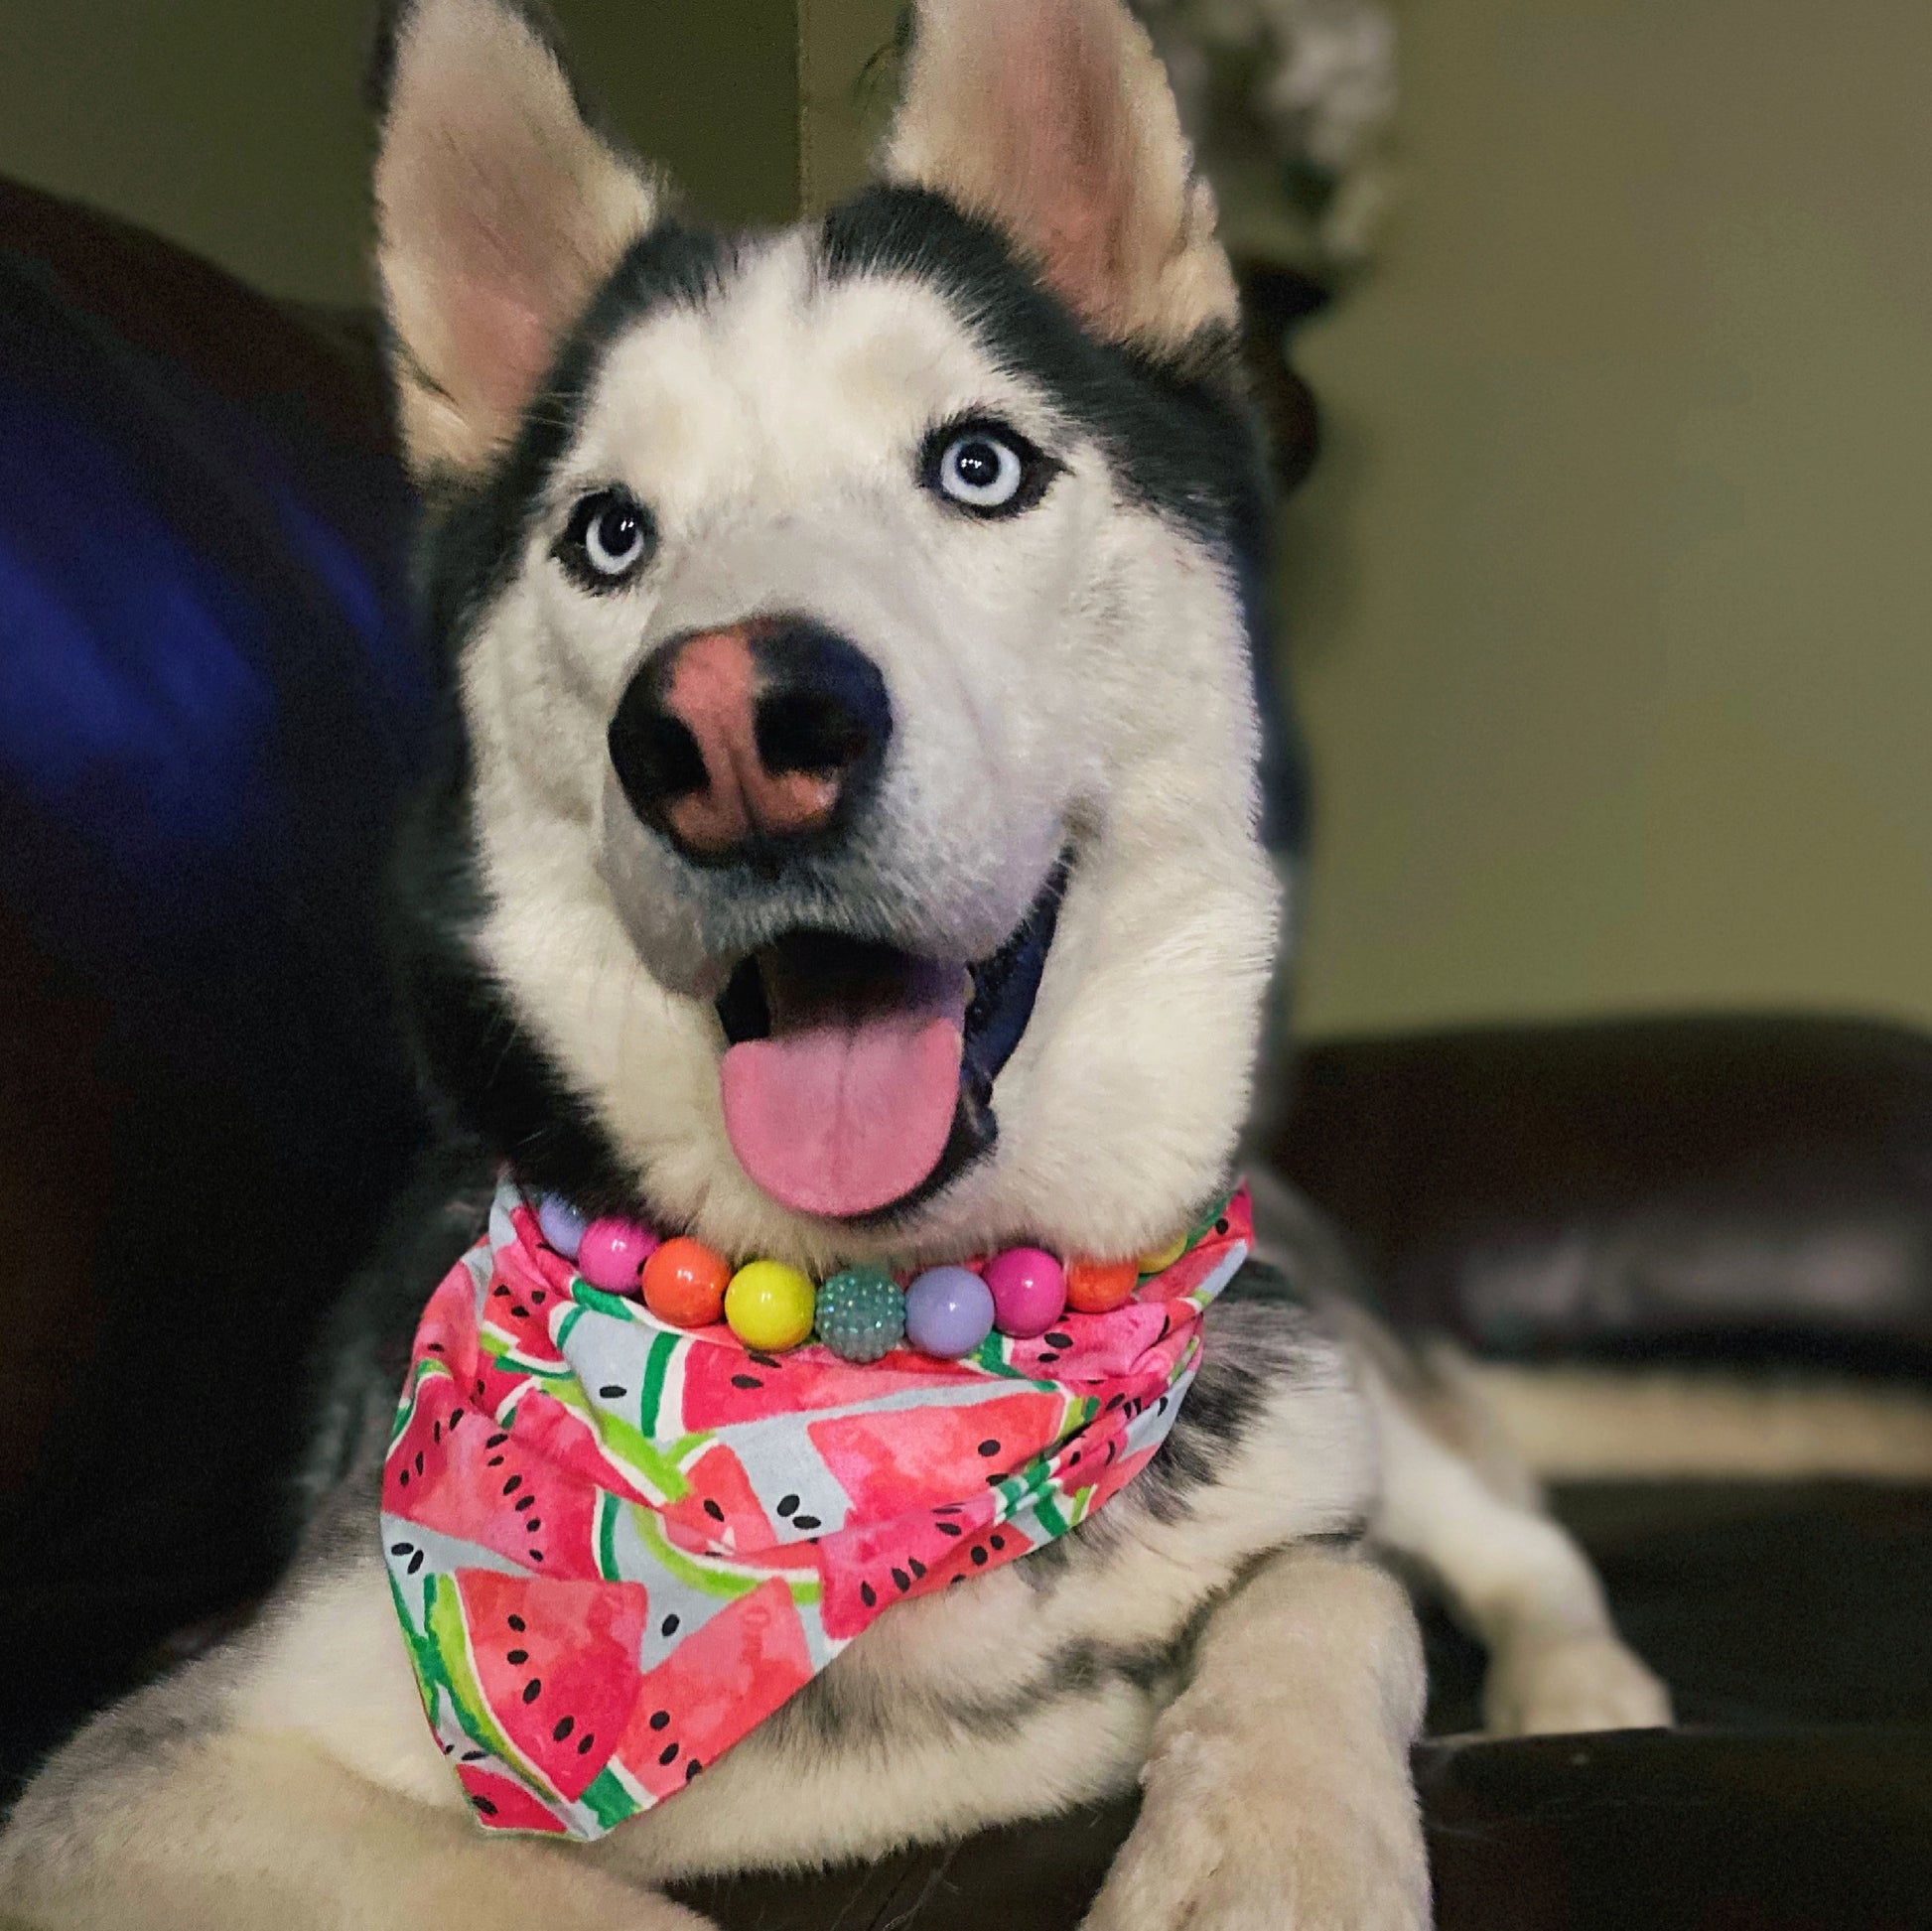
[383,1179,1252,1839]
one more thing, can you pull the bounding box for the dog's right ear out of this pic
[371,0,662,483]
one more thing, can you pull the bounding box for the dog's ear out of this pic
[881,0,1239,351]
[371,0,663,482]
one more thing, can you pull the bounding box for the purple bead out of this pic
[903,1267,996,1359]
[577,1216,660,1294]
[536,1194,590,1261]
[983,1247,1067,1339]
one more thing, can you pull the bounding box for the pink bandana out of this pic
[383,1179,1252,1838]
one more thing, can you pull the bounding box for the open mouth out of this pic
[714,857,1069,1222]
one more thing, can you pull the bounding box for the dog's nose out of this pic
[609,618,892,864]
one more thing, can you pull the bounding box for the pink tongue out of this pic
[721,974,967,1218]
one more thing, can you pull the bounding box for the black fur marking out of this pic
[417,222,730,656]
[819,188,1269,552]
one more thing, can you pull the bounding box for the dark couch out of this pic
[3,178,1928,1930]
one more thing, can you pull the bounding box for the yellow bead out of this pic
[1136,1230,1189,1275]
[724,1260,817,1352]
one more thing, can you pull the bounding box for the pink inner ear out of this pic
[991,10,1137,317]
[442,275,554,431]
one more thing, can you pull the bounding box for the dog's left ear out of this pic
[882,0,1239,351]
[371,0,664,482]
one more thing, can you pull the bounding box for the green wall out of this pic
[1285,0,1932,1038]
[0,0,798,304]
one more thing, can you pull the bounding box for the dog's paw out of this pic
[1482,1632,1673,1736]
[1081,1729,1429,1931]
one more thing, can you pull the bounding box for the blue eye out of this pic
[921,419,1058,518]
[560,488,655,587]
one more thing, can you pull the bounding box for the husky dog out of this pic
[0,1,1668,1924]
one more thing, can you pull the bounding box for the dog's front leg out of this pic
[1083,1543,1430,1931]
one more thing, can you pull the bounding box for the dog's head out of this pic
[375,0,1284,1269]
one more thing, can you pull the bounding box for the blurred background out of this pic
[1,0,1928,1038]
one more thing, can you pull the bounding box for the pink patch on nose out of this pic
[661,626,842,854]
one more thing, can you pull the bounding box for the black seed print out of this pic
[908,1558,926,1578]
[530,1550,544,1562]
[971,1546,988,1566]
[702,1498,725,1522]
[659,1742,679,1766]
[1068,1451,1081,1466]
[433,1422,442,1444]
[936,1521,962,1536]
[428,1342,445,1354]
[503,1475,522,1494]
[515,1495,534,1512]
[991,1535,1006,1552]
[578,1734,595,1754]
[977,1440,1001,1457]
[553,1717,575,1741]
[599,1385,626,1400]
[792,1515,821,1532]
[1045,1333,1072,1349]
[1215,1218,1229,1235]
[1157,1396,1169,1414]
[462,1750,486,1762]
[486,1455,504,1467]
[408,1551,424,1575]
[486,1433,509,1448]
[935,1503,962,1513]
[891,1568,910,1592]
[730,1375,761,1390]
[860,1582,877,1607]
[531,1292,546,1305]
[950,1577,964,1587]
[472,1795,497,1816]
[509,1305,528,1318]
[1106,1394,1124,1410]
[686,1759,703,1780]
[662,1614,680,1636]
[777,1495,799,1518]
[414,1451,425,1475]
[748,1352,780,1368]
[492,1286,509,1299]
[441,1741,453,1754]
[451,1410,465,1426]
[507,1649,527,1665]
[398,1470,409,1487]
[508,1614,525,1631]
[649,1710,669,1730]
[522,1680,542,1704]
[390,1543,412,1558]
[526,1519,541,1532]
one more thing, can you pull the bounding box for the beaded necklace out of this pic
[533,1192,1196,1360]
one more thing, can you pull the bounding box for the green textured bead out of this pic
[815,1267,906,1363]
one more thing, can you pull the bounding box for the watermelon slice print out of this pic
[815,1496,1002,1639]
[448,1570,649,1803]
[386,1367,603,1580]
[659,1442,783,1557]
[610,1576,814,1801]
[808,1389,1071,1514]
[679,1340,952,1430]
[453,1762,571,1833]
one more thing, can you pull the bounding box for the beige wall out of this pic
[1284,0,1932,1037]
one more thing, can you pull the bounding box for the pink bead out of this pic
[576,1216,660,1294]
[982,1247,1067,1339]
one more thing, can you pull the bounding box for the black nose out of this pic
[608,616,893,866]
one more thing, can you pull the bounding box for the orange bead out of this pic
[1065,1256,1138,1314]
[641,1237,731,1328]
